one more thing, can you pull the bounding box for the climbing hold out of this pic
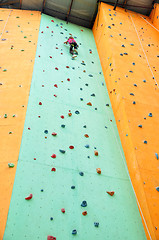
[133,101,136,104]
[68,113,72,117]
[50,217,53,221]
[51,154,56,158]
[75,110,80,114]
[59,149,65,154]
[51,168,56,171]
[81,200,87,207]
[54,84,58,88]
[47,236,56,240]
[96,168,101,174]
[134,84,137,87]
[52,132,57,136]
[130,93,134,96]
[132,62,135,65]
[107,191,115,196]
[69,145,74,149]
[72,230,77,235]
[8,163,14,168]
[61,115,64,119]
[71,186,75,189]
[143,80,146,83]
[61,208,65,213]
[108,26,111,29]
[83,125,87,128]
[54,94,57,97]
[91,93,95,97]
[155,153,158,160]
[85,144,89,148]
[144,141,147,144]
[106,104,109,107]
[4,114,7,118]
[124,52,128,55]
[156,187,159,192]
[84,134,89,138]
[94,151,98,156]
[66,66,69,68]
[55,67,58,70]
[148,113,152,117]
[130,43,134,46]
[87,102,92,106]
[25,193,33,200]
[89,74,93,77]
[138,125,142,128]
[61,124,65,128]
[44,130,48,134]
[79,172,84,176]
[94,222,99,227]
[121,44,125,47]
[120,53,123,56]
[82,211,87,216]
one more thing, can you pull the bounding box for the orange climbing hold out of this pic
[84,134,89,138]
[68,113,72,117]
[82,211,87,216]
[94,151,98,156]
[96,168,101,174]
[107,191,115,196]
[87,102,92,106]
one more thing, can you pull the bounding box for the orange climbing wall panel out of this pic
[0,9,41,239]
[93,3,159,240]
[150,3,159,30]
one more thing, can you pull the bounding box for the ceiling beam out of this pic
[66,0,74,23]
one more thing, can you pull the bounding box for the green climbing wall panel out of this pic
[3,14,146,240]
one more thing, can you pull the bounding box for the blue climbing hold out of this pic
[144,140,147,144]
[108,26,111,29]
[91,93,95,97]
[94,222,99,227]
[71,186,75,189]
[155,153,158,160]
[129,70,133,73]
[148,113,152,117]
[85,144,89,148]
[50,217,53,221]
[124,52,128,55]
[61,124,65,128]
[75,110,80,114]
[72,230,77,235]
[120,22,122,24]
[120,53,123,56]
[130,93,134,96]
[81,200,87,207]
[132,62,135,65]
[44,130,48,134]
[130,43,134,46]
[143,80,146,82]
[106,104,109,106]
[121,44,125,47]
[102,82,104,86]
[89,74,93,77]
[79,172,84,176]
[156,187,159,192]
[87,156,90,158]
[59,149,65,154]
[138,125,142,128]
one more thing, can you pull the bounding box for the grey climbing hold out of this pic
[79,172,84,176]
[72,230,77,235]
[81,200,87,207]
[155,153,158,160]
[94,222,99,227]
[85,144,89,148]
[138,125,142,128]
[59,149,65,154]
[148,113,152,117]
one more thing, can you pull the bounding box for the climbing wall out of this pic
[3,14,146,240]
[0,9,41,239]
[93,3,159,240]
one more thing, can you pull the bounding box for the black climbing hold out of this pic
[106,104,109,106]
[41,189,44,192]
[85,83,88,86]
[71,186,75,189]
[81,200,87,207]
[148,113,152,117]
[83,125,87,128]
[87,156,90,158]
[50,217,53,221]
[91,93,95,97]
[138,125,142,128]
[72,230,77,235]
[85,144,89,148]
[102,82,104,86]
[95,108,97,110]
[75,110,80,114]
[61,124,65,128]
[79,172,84,176]
[144,140,147,144]
[89,74,93,77]
[134,84,137,87]
[80,98,83,101]
[59,149,65,154]
[44,130,48,134]
[94,222,99,227]
[80,88,83,90]
[130,93,134,96]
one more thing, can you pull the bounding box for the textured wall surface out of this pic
[150,3,159,30]
[3,14,146,240]
[93,3,159,240]
[0,9,41,239]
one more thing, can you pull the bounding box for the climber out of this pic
[64,36,78,59]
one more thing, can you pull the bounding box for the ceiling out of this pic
[0,0,156,28]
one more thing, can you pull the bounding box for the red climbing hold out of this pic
[96,168,101,174]
[107,191,115,196]
[54,84,58,88]
[47,236,56,240]
[51,168,56,171]
[38,116,41,118]
[51,20,54,22]
[25,193,33,200]
[56,47,58,49]
[61,53,63,55]
[81,29,83,32]
[38,55,41,57]
[34,158,36,160]
[42,85,44,87]
[51,31,53,33]
[28,127,30,130]
[41,31,43,33]
[61,115,64,119]
[51,154,56,158]
[69,145,74,149]
[55,67,58,70]
[43,70,45,72]
[54,94,57,97]
[82,211,87,216]
[66,66,69,68]
[61,208,65,213]
[49,56,52,58]
[39,102,42,105]
[46,26,49,28]
[52,132,57,136]
[94,151,98,156]
[67,78,70,81]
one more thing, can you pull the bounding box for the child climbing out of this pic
[64,36,78,59]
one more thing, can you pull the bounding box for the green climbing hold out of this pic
[3,69,7,72]
[21,50,24,51]
[9,132,12,134]
[12,115,16,117]
[16,16,20,18]
[4,114,7,118]
[8,163,14,168]
[24,36,27,38]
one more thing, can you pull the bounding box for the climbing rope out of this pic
[129,12,159,89]
[139,15,159,32]
[0,10,12,40]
